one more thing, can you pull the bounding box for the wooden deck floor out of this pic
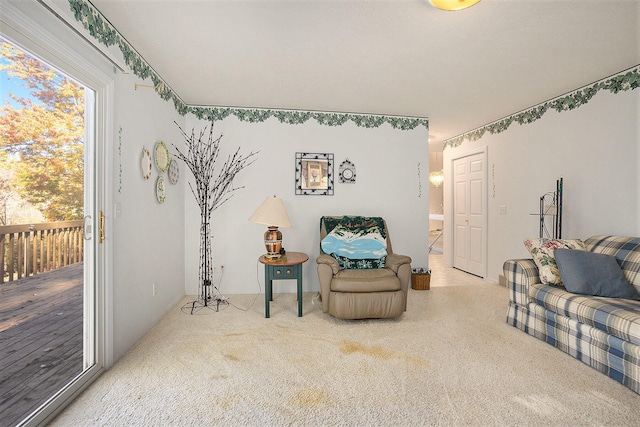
[0,263,83,427]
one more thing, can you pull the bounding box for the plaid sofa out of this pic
[505,235,640,394]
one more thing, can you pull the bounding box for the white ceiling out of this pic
[89,0,640,147]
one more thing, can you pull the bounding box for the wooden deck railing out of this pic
[0,220,84,284]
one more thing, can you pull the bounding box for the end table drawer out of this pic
[273,267,295,277]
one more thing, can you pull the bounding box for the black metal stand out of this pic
[173,120,258,315]
[539,177,563,239]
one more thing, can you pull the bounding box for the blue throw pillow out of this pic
[554,248,640,300]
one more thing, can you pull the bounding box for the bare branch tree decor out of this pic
[173,120,258,313]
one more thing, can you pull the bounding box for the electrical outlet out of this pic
[152,282,157,296]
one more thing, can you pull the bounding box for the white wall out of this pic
[444,88,640,283]
[111,72,186,360]
[638,90,640,231]
[2,0,187,364]
[183,115,430,296]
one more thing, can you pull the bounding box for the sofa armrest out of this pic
[385,253,412,274]
[503,259,540,306]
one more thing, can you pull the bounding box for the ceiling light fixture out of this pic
[429,0,481,11]
[429,170,444,188]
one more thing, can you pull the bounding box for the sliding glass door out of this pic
[0,37,97,427]
[0,2,113,425]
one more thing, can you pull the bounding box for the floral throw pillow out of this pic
[331,253,386,270]
[523,238,586,285]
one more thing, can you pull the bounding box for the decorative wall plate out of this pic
[339,159,356,183]
[141,147,152,180]
[168,159,179,184]
[156,176,166,204]
[154,141,170,173]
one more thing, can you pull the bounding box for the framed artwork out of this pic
[295,152,334,195]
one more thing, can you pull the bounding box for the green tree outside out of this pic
[0,38,84,223]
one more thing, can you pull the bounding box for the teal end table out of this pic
[259,252,309,318]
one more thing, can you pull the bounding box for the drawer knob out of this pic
[276,270,281,275]
[286,269,291,274]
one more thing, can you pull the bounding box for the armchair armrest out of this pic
[387,254,411,311]
[316,253,339,313]
[385,253,412,274]
[503,259,540,306]
[316,253,339,274]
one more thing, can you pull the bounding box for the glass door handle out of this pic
[83,215,92,240]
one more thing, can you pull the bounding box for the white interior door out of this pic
[453,159,469,269]
[452,152,486,277]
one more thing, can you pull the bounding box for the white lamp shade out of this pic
[248,195,292,228]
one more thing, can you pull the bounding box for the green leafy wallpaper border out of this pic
[443,65,640,150]
[68,0,428,132]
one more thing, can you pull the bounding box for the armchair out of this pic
[316,216,412,319]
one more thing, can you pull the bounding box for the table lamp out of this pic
[249,195,292,259]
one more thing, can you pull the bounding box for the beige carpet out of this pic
[51,257,640,426]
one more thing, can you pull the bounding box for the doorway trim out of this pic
[444,146,488,278]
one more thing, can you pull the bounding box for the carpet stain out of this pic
[218,392,239,410]
[224,332,245,337]
[339,340,429,367]
[210,374,229,380]
[223,350,243,361]
[340,341,395,360]
[290,388,329,407]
